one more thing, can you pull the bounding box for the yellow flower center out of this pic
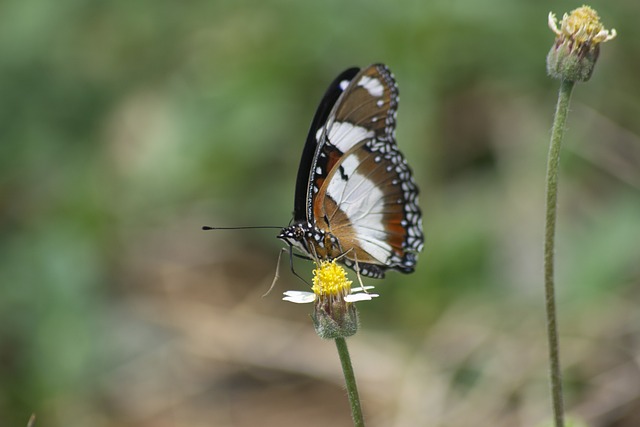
[550,6,616,45]
[564,7,603,41]
[311,260,352,297]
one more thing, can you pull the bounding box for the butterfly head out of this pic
[278,222,343,261]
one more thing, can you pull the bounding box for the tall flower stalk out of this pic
[544,7,616,427]
[544,76,574,427]
[284,260,378,426]
[335,336,365,427]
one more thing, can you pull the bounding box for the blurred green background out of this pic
[1,0,639,426]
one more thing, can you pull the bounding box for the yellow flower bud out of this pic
[547,6,616,82]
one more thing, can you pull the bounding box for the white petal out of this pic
[548,12,560,35]
[283,291,316,304]
[351,286,375,293]
[283,290,312,297]
[345,293,379,302]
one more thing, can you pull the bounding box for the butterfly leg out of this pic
[262,247,288,297]
[288,244,312,287]
[335,248,367,292]
[351,252,368,293]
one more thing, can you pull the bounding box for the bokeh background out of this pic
[1,0,639,426]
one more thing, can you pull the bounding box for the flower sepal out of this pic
[312,300,359,339]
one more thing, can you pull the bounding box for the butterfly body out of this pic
[278,64,423,278]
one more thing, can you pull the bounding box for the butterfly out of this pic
[278,64,424,278]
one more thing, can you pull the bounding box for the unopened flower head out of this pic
[547,6,616,82]
[283,260,378,339]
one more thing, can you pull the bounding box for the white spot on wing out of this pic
[357,76,384,97]
[339,154,360,178]
[339,79,350,91]
[327,121,374,152]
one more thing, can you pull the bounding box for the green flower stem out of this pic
[335,337,365,427]
[544,78,575,427]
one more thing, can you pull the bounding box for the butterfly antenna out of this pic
[202,225,283,231]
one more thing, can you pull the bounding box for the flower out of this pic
[547,6,617,82]
[283,260,379,304]
[283,260,378,338]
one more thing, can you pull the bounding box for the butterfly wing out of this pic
[310,64,424,277]
[294,67,360,222]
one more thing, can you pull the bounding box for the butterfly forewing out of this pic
[295,68,360,223]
